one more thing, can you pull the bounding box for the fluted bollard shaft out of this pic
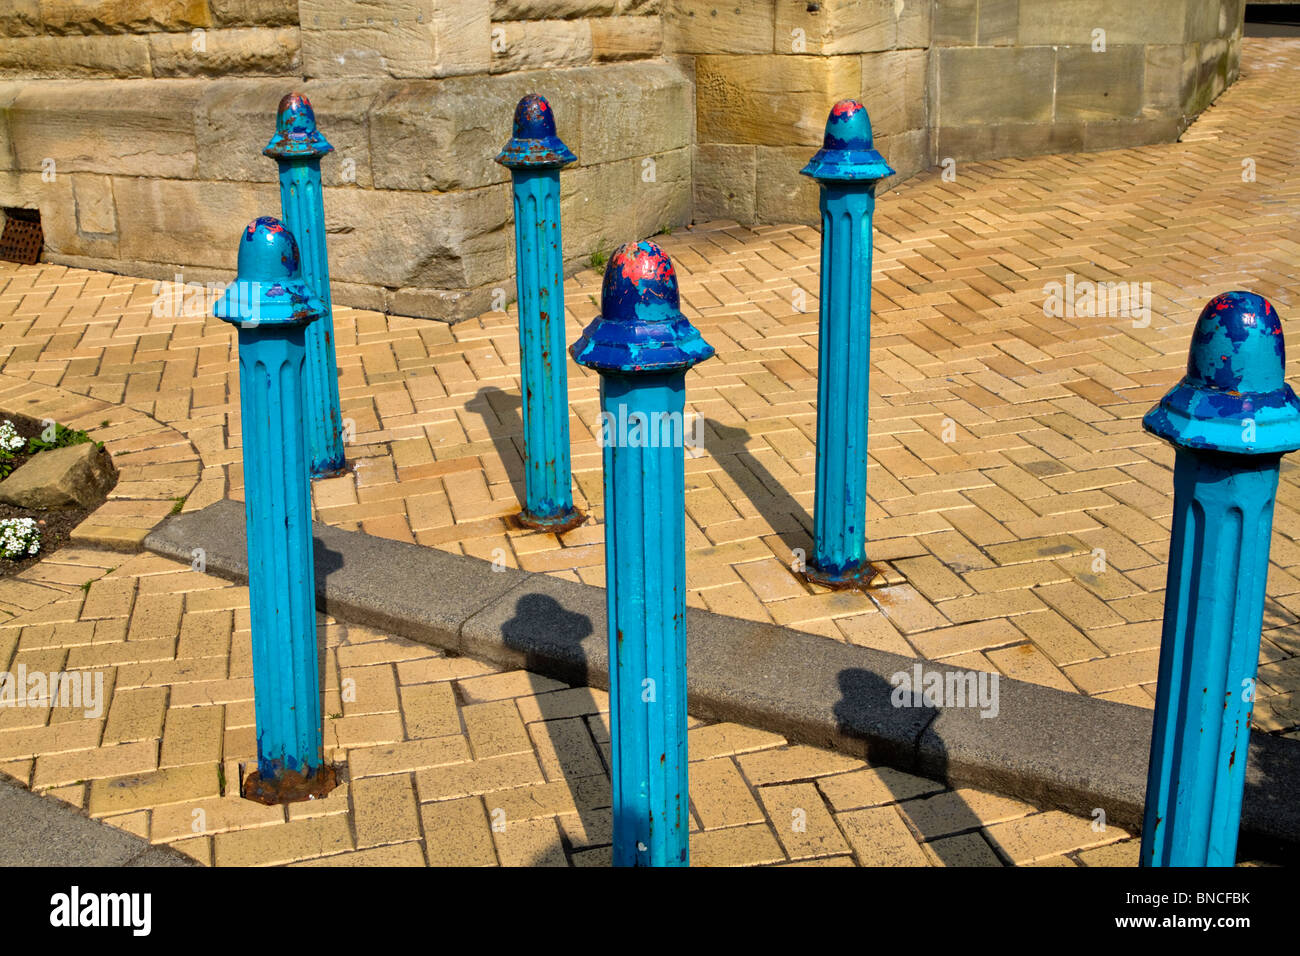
[800,100,894,589]
[214,217,338,805]
[265,93,346,478]
[497,94,583,533]
[572,241,714,866]
[1140,291,1300,866]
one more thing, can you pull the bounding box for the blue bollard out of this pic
[799,100,894,588]
[265,92,346,478]
[571,241,714,866]
[496,94,584,533]
[1140,291,1300,866]
[214,217,337,804]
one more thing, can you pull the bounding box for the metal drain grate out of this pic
[0,208,42,265]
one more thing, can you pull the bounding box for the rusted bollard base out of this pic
[800,560,902,592]
[514,507,586,535]
[309,463,350,481]
[241,764,338,805]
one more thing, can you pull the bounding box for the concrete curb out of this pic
[147,500,1300,859]
[0,775,198,867]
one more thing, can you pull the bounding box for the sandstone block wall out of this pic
[673,0,930,225]
[684,0,1243,225]
[0,0,302,78]
[0,0,1245,320]
[0,0,686,322]
[932,0,1244,164]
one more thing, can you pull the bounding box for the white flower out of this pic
[0,517,39,559]
[0,421,24,453]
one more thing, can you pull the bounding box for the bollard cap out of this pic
[264,92,334,160]
[496,94,576,169]
[1143,291,1300,456]
[213,217,325,327]
[801,99,895,183]
[570,240,714,374]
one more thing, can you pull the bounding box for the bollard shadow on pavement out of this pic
[498,591,612,865]
[499,592,596,684]
[706,418,814,551]
[469,386,527,509]
[833,668,1002,867]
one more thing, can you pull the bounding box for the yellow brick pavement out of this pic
[0,551,1137,866]
[0,42,1299,736]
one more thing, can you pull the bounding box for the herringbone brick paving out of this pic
[0,550,1138,866]
[0,38,1296,866]
[3,41,1300,731]
[2,39,1300,733]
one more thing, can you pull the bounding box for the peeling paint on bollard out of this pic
[799,100,894,589]
[265,92,346,478]
[214,218,337,804]
[572,241,714,866]
[1140,291,1300,866]
[497,94,583,533]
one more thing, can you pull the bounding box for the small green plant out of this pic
[328,712,342,720]
[80,579,93,593]
[661,223,674,236]
[170,496,186,515]
[27,422,91,454]
[100,420,110,428]
[0,517,40,559]
[588,241,608,271]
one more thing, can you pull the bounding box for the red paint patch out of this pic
[615,244,674,286]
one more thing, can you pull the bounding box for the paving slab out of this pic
[147,498,531,651]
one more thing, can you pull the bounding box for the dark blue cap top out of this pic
[213,217,325,327]
[264,92,334,160]
[801,99,894,183]
[1143,291,1300,455]
[570,240,714,374]
[496,94,576,169]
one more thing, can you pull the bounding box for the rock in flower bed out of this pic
[0,440,116,510]
[0,412,117,577]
